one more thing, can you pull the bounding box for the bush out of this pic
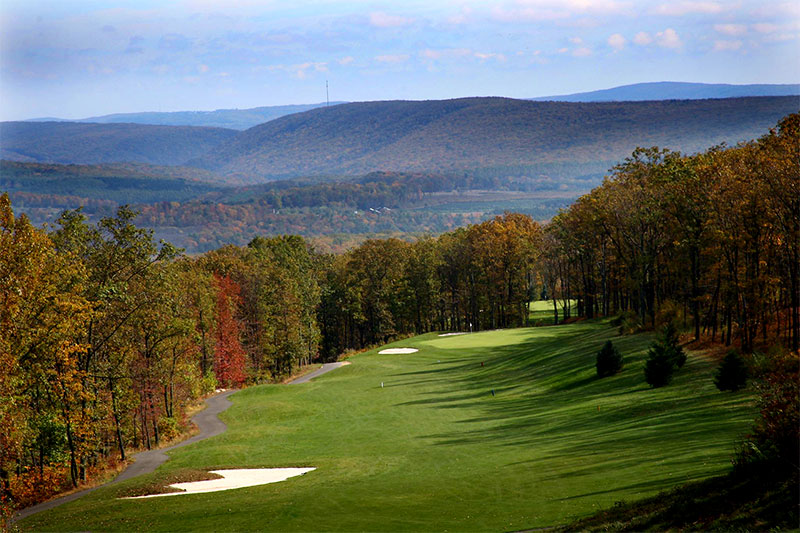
[612,310,641,335]
[655,300,682,328]
[643,323,688,388]
[735,352,799,473]
[644,343,675,387]
[714,350,748,392]
[596,340,624,377]
[661,322,686,368]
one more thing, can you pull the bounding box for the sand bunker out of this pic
[378,348,419,354]
[123,468,315,499]
[437,332,468,337]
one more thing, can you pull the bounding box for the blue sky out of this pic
[1,0,798,120]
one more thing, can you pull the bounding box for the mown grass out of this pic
[529,299,576,325]
[20,320,756,532]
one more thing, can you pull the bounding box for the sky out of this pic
[1,0,798,120]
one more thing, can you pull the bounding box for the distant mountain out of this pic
[531,82,800,102]
[0,122,237,166]
[192,96,799,179]
[1,160,226,208]
[26,102,347,130]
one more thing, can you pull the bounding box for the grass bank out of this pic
[20,320,756,531]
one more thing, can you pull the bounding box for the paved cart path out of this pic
[287,362,350,384]
[13,389,237,521]
[14,361,351,522]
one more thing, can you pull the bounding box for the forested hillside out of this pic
[193,96,798,178]
[530,82,800,102]
[1,114,797,522]
[36,102,346,130]
[0,122,237,166]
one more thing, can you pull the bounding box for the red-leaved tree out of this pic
[213,274,248,388]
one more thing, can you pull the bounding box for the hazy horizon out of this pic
[2,0,799,121]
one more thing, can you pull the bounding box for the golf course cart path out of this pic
[288,361,350,384]
[13,389,237,521]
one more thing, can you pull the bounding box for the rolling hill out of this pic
[531,81,800,102]
[18,322,757,531]
[26,102,347,130]
[192,96,799,179]
[0,122,238,166]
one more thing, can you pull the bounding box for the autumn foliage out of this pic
[213,275,248,388]
[0,113,797,519]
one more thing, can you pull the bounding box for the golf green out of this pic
[20,320,755,531]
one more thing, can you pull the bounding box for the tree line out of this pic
[1,113,797,518]
[540,113,798,353]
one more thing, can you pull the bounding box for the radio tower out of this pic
[326,80,329,107]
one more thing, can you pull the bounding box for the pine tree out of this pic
[714,350,748,392]
[596,340,624,377]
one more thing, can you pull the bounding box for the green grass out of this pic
[20,320,756,532]
[529,299,576,325]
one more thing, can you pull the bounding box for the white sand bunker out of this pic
[378,348,419,354]
[437,332,468,337]
[123,468,315,499]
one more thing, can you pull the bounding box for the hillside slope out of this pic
[193,96,799,179]
[18,322,756,531]
[531,81,800,102]
[26,102,347,130]
[0,122,237,166]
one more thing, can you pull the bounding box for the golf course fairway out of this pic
[19,320,756,531]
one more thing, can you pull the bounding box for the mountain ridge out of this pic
[25,102,347,131]
[0,121,237,167]
[192,96,799,179]
[530,81,800,102]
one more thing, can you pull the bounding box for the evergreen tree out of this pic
[596,340,624,377]
[644,343,675,387]
[714,350,748,392]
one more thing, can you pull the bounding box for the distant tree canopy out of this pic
[540,113,799,353]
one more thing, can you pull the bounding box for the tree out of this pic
[661,322,687,368]
[643,343,675,388]
[596,340,624,377]
[714,350,748,392]
[213,275,248,388]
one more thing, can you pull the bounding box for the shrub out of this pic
[612,310,641,335]
[596,340,624,377]
[644,343,675,387]
[661,322,686,368]
[735,352,799,474]
[655,300,682,328]
[714,350,748,392]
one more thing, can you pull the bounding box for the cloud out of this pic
[338,56,354,65]
[420,48,472,60]
[447,7,473,24]
[198,64,210,73]
[474,51,506,62]
[656,28,682,48]
[713,40,743,51]
[572,47,593,57]
[608,33,626,50]
[633,31,653,45]
[569,36,584,44]
[375,54,410,63]
[158,33,192,51]
[653,2,724,16]
[294,62,328,79]
[495,0,631,20]
[369,12,413,28]
[752,22,779,34]
[714,24,747,36]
